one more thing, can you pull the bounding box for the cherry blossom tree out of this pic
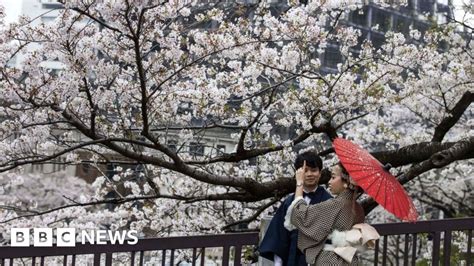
[0,0,472,240]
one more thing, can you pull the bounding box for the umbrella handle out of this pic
[382,163,392,172]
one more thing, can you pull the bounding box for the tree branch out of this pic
[432,91,473,142]
[221,197,280,231]
[0,193,189,224]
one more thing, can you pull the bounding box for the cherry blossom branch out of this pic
[417,178,473,217]
[68,5,132,38]
[0,139,109,172]
[0,190,282,225]
[443,14,474,31]
[236,80,281,153]
[432,91,473,142]
[221,197,280,231]
[0,193,189,224]
[147,38,305,102]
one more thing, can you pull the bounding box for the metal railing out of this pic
[0,233,258,266]
[369,217,473,266]
[0,217,472,266]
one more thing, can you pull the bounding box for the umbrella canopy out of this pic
[333,138,418,222]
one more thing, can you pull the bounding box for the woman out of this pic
[284,161,365,265]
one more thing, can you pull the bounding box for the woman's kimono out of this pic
[286,190,365,265]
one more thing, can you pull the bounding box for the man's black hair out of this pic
[294,151,323,170]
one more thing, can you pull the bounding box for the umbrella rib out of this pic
[363,176,382,192]
[339,161,383,169]
[392,191,403,220]
[388,175,401,218]
[398,189,413,220]
[335,150,377,161]
[382,176,388,211]
[369,174,383,207]
[344,168,380,174]
[397,191,411,221]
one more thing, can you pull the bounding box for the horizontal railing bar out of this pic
[372,217,474,235]
[0,232,259,258]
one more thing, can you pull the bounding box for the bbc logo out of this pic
[11,228,139,246]
[11,228,76,247]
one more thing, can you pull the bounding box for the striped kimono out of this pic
[286,190,365,265]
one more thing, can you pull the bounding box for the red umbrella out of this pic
[333,138,418,222]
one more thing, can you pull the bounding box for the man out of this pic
[259,151,332,266]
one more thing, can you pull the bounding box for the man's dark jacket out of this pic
[259,186,332,266]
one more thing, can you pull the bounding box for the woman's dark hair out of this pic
[338,162,353,188]
[294,151,323,170]
[337,162,363,217]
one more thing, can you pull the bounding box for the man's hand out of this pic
[295,160,306,185]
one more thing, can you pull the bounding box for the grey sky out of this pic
[0,0,22,23]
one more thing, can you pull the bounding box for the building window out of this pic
[393,15,411,33]
[372,8,391,32]
[323,46,342,70]
[177,102,192,115]
[41,16,56,24]
[82,163,91,174]
[355,29,369,50]
[216,144,226,155]
[406,0,415,10]
[49,68,61,76]
[189,142,205,157]
[167,139,178,153]
[52,157,66,172]
[413,21,430,38]
[349,7,368,27]
[40,0,63,8]
[32,163,44,172]
[371,32,385,48]
[417,0,434,14]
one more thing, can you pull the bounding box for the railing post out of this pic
[466,230,472,266]
[93,253,101,266]
[170,249,175,265]
[396,235,400,266]
[432,231,441,266]
[139,250,144,265]
[443,231,452,266]
[382,235,388,266]
[403,234,409,266]
[192,248,197,266]
[130,251,135,266]
[233,245,242,265]
[222,245,230,266]
[374,239,379,266]
[411,233,417,266]
[162,249,166,266]
[105,253,112,266]
[200,248,206,266]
